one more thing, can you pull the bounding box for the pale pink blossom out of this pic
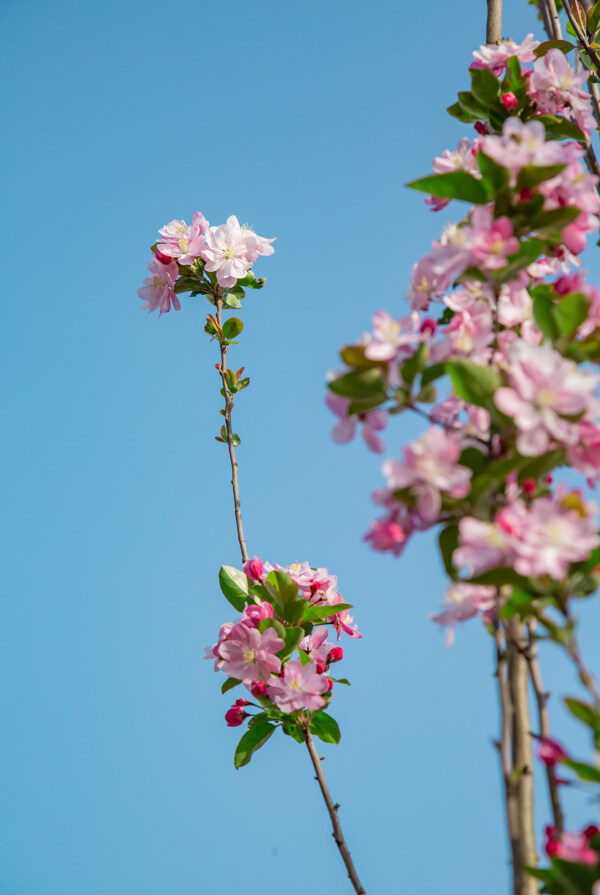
[218,623,283,685]
[480,118,563,180]
[383,426,472,522]
[568,420,600,485]
[137,256,181,316]
[300,628,335,665]
[325,393,388,454]
[469,206,519,271]
[454,517,513,576]
[472,34,539,76]
[530,50,594,136]
[325,592,362,639]
[199,215,271,288]
[204,622,234,671]
[267,660,330,713]
[364,310,423,362]
[495,339,600,457]
[241,600,274,628]
[432,137,479,177]
[430,582,496,645]
[157,212,209,264]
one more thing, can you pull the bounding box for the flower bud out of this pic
[243,556,265,582]
[325,678,334,691]
[154,249,173,265]
[225,705,247,727]
[474,121,487,135]
[327,647,344,664]
[420,317,437,336]
[316,663,325,675]
[538,737,567,767]
[501,92,518,110]
[522,479,537,495]
[235,698,250,707]
[250,680,267,698]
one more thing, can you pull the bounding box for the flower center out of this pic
[242,647,256,663]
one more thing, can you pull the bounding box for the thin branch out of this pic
[525,622,565,834]
[539,0,562,40]
[563,0,600,72]
[215,297,249,564]
[486,0,503,44]
[565,624,600,712]
[495,627,522,894]
[305,732,367,895]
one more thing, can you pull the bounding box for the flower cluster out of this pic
[206,557,359,765]
[137,211,274,315]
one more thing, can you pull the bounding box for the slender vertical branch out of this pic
[540,0,563,40]
[305,732,366,895]
[486,0,503,44]
[505,621,538,895]
[525,622,564,834]
[215,296,249,564]
[565,624,600,712]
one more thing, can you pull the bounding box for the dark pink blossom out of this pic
[545,825,599,865]
[225,705,247,727]
[538,737,567,767]
[243,556,265,582]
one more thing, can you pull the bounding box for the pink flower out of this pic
[204,622,234,671]
[137,256,181,316]
[453,517,513,576]
[328,646,343,663]
[364,310,423,362]
[225,704,247,727]
[472,34,539,76]
[157,212,209,265]
[218,623,283,685]
[432,137,479,176]
[267,660,330,713]
[243,556,265,582]
[545,825,599,866]
[480,118,563,180]
[495,339,600,457]
[250,680,267,698]
[538,737,567,767]
[200,215,273,288]
[530,50,594,136]
[364,511,411,556]
[325,392,388,454]
[569,420,600,485]
[469,206,519,271]
[382,426,472,522]
[299,628,335,666]
[241,600,274,628]
[430,583,496,645]
[325,592,362,640]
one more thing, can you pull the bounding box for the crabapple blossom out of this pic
[300,628,336,666]
[545,825,600,865]
[471,33,539,75]
[325,393,388,454]
[267,659,330,713]
[218,623,283,685]
[480,118,563,180]
[382,426,472,521]
[529,49,594,136]
[200,215,274,288]
[241,600,274,628]
[495,339,600,457]
[469,206,519,271]
[137,256,180,316]
[430,582,496,645]
[432,137,479,176]
[243,556,265,582]
[250,680,267,698]
[225,705,247,727]
[363,509,412,556]
[364,310,423,362]
[453,517,513,577]
[569,420,600,485]
[157,211,209,264]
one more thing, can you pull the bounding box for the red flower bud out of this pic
[420,317,437,336]
[316,663,325,675]
[474,121,487,135]
[522,479,537,495]
[501,92,518,110]
[154,249,173,265]
[250,680,267,698]
[235,698,250,707]
[243,556,265,582]
[325,678,334,691]
[327,647,344,664]
[538,737,567,768]
[225,705,247,727]
[545,475,553,484]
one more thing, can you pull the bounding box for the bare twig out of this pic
[565,625,600,712]
[486,0,503,44]
[539,0,562,40]
[495,627,522,892]
[215,296,249,564]
[305,732,367,895]
[525,622,565,834]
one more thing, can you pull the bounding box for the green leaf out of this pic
[406,172,489,204]
[457,90,488,119]
[330,677,351,686]
[536,114,588,142]
[589,0,600,33]
[534,294,561,341]
[553,858,596,895]
[572,0,588,32]
[555,292,590,338]
[534,39,577,57]
[281,722,305,743]
[304,602,353,622]
[563,758,600,783]
[518,449,566,483]
[222,293,242,309]
[237,377,250,392]
[470,67,500,106]
[460,446,488,475]
[439,525,460,579]
[258,617,286,640]
[265,571,299,611]
[477,151,510,193]
[328,368,388,401]
[281,599,306,625]
[421,362,446,386]
[469,568,532,587]
[222,317,244,339]
[516,164,565,190]
[339,345,383,369]
[219,565,250,612]
[500,587,537,620]
[277,626,304,661]
[496,239,544,283]
[221,677,241,694]
[231,433,241,447]
[310,711,341,744]
[401,343,429,384]
[447,101,476,123]
[297,647,311,666]
[234,722,276,768]
[446,357,502,408]
[564,697,600,732]
[236,271,263,289]
[531,206,581,233]
[503,57,526,93]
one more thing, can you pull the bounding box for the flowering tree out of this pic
[137,2,600,893]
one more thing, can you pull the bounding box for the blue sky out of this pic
[2,1,600,893]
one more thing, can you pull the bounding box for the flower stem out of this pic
[304,731,367,895]
[215,296,249,564]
